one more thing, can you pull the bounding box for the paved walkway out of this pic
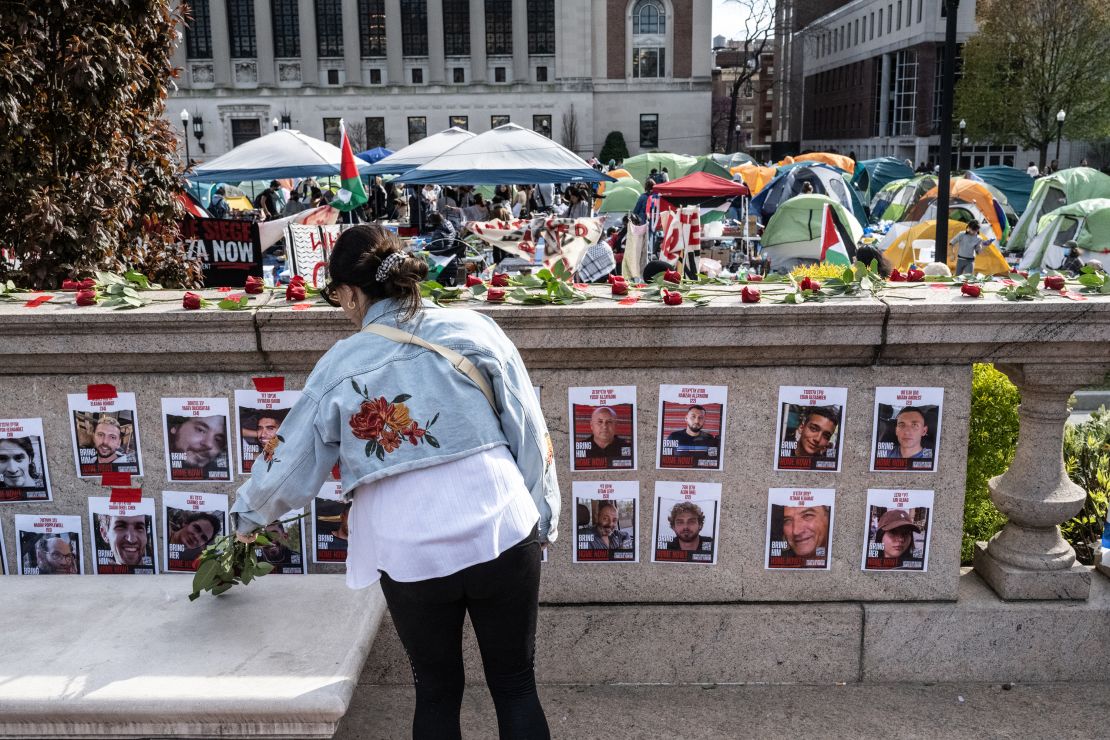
[337,682,1110,739]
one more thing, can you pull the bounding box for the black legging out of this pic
[379,527,549,740]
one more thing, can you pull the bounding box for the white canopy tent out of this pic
[362,127,478,176]
[190,130,373,183]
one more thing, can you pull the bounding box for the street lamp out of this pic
[180,108,190,170]
[933,0,961,266]
[957,119,966,172]
[1055,109,1066,169]
[192,114,205,153]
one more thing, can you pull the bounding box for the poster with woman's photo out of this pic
[161,398,232,483]
[15,514,83,575]
[163,491,228,573]
[254,509,306,574]
[89,497,157,575]
[234,389,301,474]
[568,386,637,471]
[773,386,847,472]
[67,392,143,478]
[651,481,721,565]
[656,385,727,471]
[572,480,638,563]
[312,480,350,564]
[870,387,944,473]
[861,489,934,572]
[765,488,836,570]
[0,418,52,502]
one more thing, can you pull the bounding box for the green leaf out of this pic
[365,440,378,457]
[424,433,440,448]
[255,561,274,576]
[254,533,271,546]
[351,378,362,395]
[375,445,386,461]
[428,412,439,428]
[392,394,411,404]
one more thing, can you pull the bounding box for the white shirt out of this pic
[1026,165,1040,177]
[345,445,539,588]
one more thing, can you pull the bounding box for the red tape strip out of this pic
[23,294,53,308]
[252,376,285,393]
[109,487,142,504]
[101,472,133,487]
[87,384,118,400]
[332,463,341,480]
[292,303,313,310]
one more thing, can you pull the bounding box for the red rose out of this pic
[662,269,682,284]
[1043,275,1065,290]
[349,398,390,440]
[1018,271,1029,278]
[79,278,96,290]
[487,287,506,302]
[611,279,629,296]
[244,276,264,294]
[465,274,484,288]
[286,284,306,301]
[61,279,80,291]
[746,274,764,282]
[182,291,202,310]
[607,275,622,285]
[907,268,925,282]
[741,285,761,303]
[289,275,306,287]
[960,283,982,298]
[799,277,821,291]
[491,272,510,287]
[75,289,97,306]
[662,289,683,305]
[889,269,906,282]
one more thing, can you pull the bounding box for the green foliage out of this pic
[0,0,201,288]
[189,515,304,601]
[599,131,630,165]
[1061,408,1110,565]
[962,364,1020,563]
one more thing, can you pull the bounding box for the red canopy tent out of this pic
[651,171,749,209]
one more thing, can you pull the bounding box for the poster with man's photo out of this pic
[253,509,306,574]
[14,514,84,575]
[572,480,638,563]
[568,386,637,472]
[0,418,53,502]
[656,385,727,471]
[870,387,944,473]
[163,491,228,573]
[861,489,934,572]
[161,398,233,483]
[234,389,301,474]
[89,497,157,575]
[651,481,722,565]
[765,488,836,570]
[312,480,350,564]
[773,386,847,472]
[67,392,143,478]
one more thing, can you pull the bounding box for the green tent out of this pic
[597,181,644,213]
[708,152,757,169]
[1017,198,1110,271]
[1008,167,1110,253]
[869,174,937,223]
[687,155,733,180]
[760,193,864,267]
[967,166,1034,215]
[621,152,699,184]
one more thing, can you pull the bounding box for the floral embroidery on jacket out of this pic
[349,381,440,461]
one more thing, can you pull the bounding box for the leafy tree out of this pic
[0,0,200,288]
[955,0,1110,170]
[599,131,630,164]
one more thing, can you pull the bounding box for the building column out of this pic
[427,0,446,83]
[469,0,486,83]
[297,0,318,85]
[385,0,403,84]
[511,0,528,82]
[877,52,892,138]
[253,0,275,85]
[973,363,1108,600]
[342,0,362,84]
[589,0,606,80]
[210,0,232,86]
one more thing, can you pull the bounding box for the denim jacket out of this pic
[230,298,560,543]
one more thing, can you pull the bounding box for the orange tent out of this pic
[883,220,1011,276]
[730,164,776,195]
[911,179,1005,239]
[790,152,856,173]
[607,168,633,180]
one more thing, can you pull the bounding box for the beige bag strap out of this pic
[361,323,497,411]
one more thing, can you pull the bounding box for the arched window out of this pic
[631,0,666,79]
[633,0,664,35]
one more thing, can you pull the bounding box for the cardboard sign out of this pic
[180,218,263,287]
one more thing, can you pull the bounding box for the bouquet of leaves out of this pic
[188,512,305,601]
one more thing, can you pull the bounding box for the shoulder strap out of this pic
[360,323,497,411]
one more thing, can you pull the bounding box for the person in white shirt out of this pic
[1026,161,1040,177]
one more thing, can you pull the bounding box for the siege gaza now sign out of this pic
[179,218,264,287]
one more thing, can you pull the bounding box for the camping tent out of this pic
[652,172,748,221]
[687,155,733,179]
[760,194,864,269]
[394,124,612,185]
[870,175,936,222]
[883,219,1010,275]
[363,127,476,176]
[851,157,915,203]
[1008,167,1110,253]
[597,181,644,214]
[783,152,856,173]
[903,178,1008,242]
[1018,198,1110,271]
[708,152,756,169]
[190,130,373,182]
[967,166,1034,215]
[730,164,777,195]
[751,163,868,225]
[620,152,699,184]
[356,146,394,164]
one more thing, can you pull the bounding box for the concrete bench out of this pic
[0,575,385,739]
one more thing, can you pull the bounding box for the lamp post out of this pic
[957,119,966,172]
[192,114,205,154]
[933,0,960,266]
[1055,109,1066,169]
[180,108,191,171]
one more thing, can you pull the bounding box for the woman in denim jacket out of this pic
[231,224,559,739]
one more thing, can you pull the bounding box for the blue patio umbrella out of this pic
[356,146,394,164]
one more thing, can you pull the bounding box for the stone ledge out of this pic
[0,575,385,739]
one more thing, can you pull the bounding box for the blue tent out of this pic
[967,166,1035,215]
[750,162,869,225]
[363,127,477,176]
[356,146,393,164]
[851,157,915,202]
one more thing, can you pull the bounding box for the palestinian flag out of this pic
[334,120,368,212]
[819,204,852,265]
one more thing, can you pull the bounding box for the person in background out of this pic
[208,186,230,219]
[854,245,892,277]
[1026,161,1040,178]
[283,189,309,217]
[949,221,983,275]
[256,180,281,220]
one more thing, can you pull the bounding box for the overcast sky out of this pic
[712,0,771,40]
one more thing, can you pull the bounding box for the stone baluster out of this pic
[973,362,1108,600]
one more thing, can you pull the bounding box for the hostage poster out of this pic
[0,418,53,502]
[67,392,143,479]
[161,397,232,483]
[765,487,836,570]
[861,488,935,572]
[88,497,158,575]
[572,480,638,563]
[163,491,228,573]
[312,480,351,564]
[15,514,83,575]
[568,386,637,472]
[234,389,302,474]
[466,216,605,274]
[179,217,263,287]
[253,509,306,575]
[870,387,944,472]
[656,384,727,471]
[651,481,721,565]
[773,386,847,472]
